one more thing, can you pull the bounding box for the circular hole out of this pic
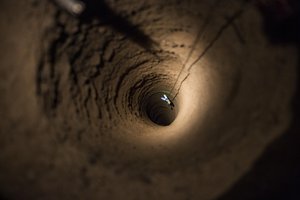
[144,92,178,126]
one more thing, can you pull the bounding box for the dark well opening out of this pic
[143,92,178,126]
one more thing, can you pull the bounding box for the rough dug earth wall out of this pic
[0,0,298,199]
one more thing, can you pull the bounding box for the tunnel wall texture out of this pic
[0,0,299,199]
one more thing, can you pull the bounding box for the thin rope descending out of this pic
[169,0,221,100]
[170,0,249,101]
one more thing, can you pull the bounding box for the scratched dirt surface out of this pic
[0,0,299,199]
